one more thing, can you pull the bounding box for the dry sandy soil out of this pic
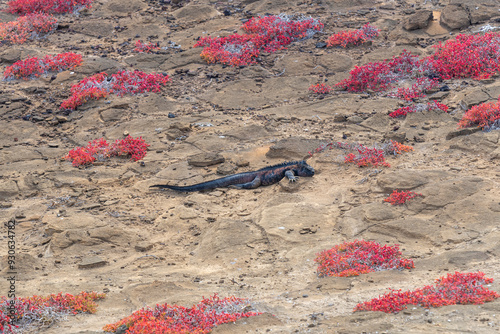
[1,0,500,333]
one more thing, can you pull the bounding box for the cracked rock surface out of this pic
[0,0,500,333]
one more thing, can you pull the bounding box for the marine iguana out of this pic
[150,160,315,192]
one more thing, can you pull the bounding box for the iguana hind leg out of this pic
[228,176,262,189]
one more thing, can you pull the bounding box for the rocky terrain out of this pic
[1,0,500,333]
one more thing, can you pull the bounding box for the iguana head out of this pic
[296,160,315,177]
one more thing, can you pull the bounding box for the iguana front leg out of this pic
[229,176,262,189]
[285,170,298,182]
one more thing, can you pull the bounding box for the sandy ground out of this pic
[1,0,500,333]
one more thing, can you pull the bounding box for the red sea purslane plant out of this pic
[113,135,150,161]
[110,70,170,96]
[60,72,109,110]
[3,53,82,80]
[344,147,389,167]
[326,23,379,48]
[338,141,407,168]
[60,70,170,110]
[195,14,323,66]
[64,137,110,166]
[309,83,332,94]
[0,291,105,334]
[64,145,97,166]
[0,13,58,44]
[389,106,417,119]
[384,190,423,205]
[428,32,500,80]
[458,99,500,130]
[336,50,433,93]
[103,294,262,334]
[308,140,414,167]
[196,34,259,66]
[134,40,161,53]
[387,49,427,77]
[7,0,92,15]
[355,272,500,313]
[389,77,439,101]
[315,240,414,277]
[35,52,82,72]
[389,100,448,118]
[386,140,414,155]
[337,33,500,96]
[338,61,392,92]
[64,136,150,167]
[0,313,12,334]
[241,14,323,52]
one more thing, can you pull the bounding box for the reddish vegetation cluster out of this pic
[196,34,259,67]
[384,190,423,205]
[103,294,262,334]
[337,50,432,93]
[326,23,379,48]
[241,14,323,51]
[111,70,170,96]
[0,291,105,333]
[333,32,499,125]
[195,14,323,66]
[389,100,448,118]
[389,77,439,101]
[0,13,58,44]
[3,52,82,80]
[134,40,161,53]
[386,140,414,155]
[308,140,414,168]
[7,0,92,15]
[343,140,415,167]
[315,240,414,277]
[64,136,150,167]
[60,72,108,110]
[60,70,170,110]
[337,32,500,97]
[344,147,389,167]
[309,83,332,94]
[428,32,500,80]
[337,51,397,92]
[458,99,500,130]
[355,272,500,313]
[390,106,419,119]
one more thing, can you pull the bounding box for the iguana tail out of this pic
[150,172,256,192]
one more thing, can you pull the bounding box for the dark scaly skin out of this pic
[150,160,315,192]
